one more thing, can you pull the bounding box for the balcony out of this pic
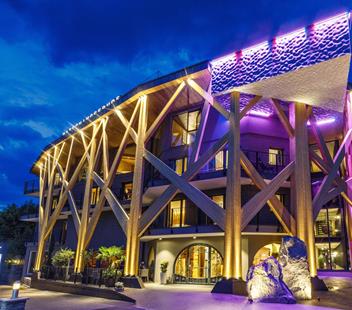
[24,179,39,196]
[146,149,289,187]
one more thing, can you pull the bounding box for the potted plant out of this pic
[51,248,74,281]
[96,246,125,287]
[160,261,168,284]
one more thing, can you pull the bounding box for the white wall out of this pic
[154,236,249,283]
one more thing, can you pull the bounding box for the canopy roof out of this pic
[210,13,352,112]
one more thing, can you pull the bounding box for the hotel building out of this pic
[22,13,352,288]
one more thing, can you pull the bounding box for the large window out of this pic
[268,148,284,166]
[311,141,336,173]
[171,110,200,146]
[315,206,346,270]
[169,200,187,227]
[212,195,224,208]
[122,183,133,200]
[315,208,342,237]
[174,244,223,284]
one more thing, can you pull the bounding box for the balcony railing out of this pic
[147,149,289,187]
[24,179,39,194]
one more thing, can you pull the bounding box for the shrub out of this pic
[52,248,75,267]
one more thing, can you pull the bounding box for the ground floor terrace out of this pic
[2,273,352,309]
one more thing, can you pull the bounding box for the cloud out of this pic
[24,120,57,138]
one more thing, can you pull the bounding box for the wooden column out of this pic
[344,91,352,265]
[124,95,148,276]
[289,102,317,277]
[224,91,242,279]
[74,125,98,272]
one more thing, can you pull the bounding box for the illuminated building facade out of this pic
[22,13,352,290]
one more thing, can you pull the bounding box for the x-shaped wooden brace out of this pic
[311,114,352,219]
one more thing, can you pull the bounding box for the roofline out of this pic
[30,60,210,173]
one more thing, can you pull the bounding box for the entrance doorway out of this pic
[174,244,223,284]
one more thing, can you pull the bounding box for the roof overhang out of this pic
[210,13,352,112]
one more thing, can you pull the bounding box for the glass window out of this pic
[54,173,61,186]
[122,183,133,200]
[315,208,342,238]
[316,242,345,270]
[212,195,224,208]
[215,151,224,170]
[268,148,284,166]
[174,157,187,176]
[174,244,223,284]
[171,110,200,147]
[169,200,186,227]
[90,187,100,205]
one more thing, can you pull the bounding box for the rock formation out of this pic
[278,236,312,299]
[247,256,296,304]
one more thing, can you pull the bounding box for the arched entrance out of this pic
[252,243,280,265]
[174,244,223,284]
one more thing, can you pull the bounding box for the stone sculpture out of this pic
[247,256,296,304]
[278,236,312,299]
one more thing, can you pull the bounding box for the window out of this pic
[90,187,100,205]
[54,173,61,186]
[315,208,342,238]
[173,157,188,175]
[215,151,224,171]
[52,199,58,210]
[311,141,336,173]
[171,110,200,146]
[169,200,186,227]
[212,195,224,208]
[269,148,284,166]
[123,183,133,200]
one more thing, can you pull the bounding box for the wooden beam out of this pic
[125,95,148,276]
[138,131,229,236]
[239,95,262,120]
[84,99,140,247]
[102,117,110,180]
[224,91,241,279]
[145,81,186,142]
[74,123,99,272]
[92,172,128,233]
[187,79,230,120]
[144,149,225,229]
[271,99,294,138]
[189,99,210,164]
[240,151,296,235]
[290,102,316,277]
[43,121,103,240]
[241,161,294,229]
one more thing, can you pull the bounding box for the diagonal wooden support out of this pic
[144,149,225,230]
[241,161,295,230]
[43,121,103,240]
[189,87,211,164]
[239,95,263,120]
[240,151,296,234]
[271,99,294,138]
[92,172,128,233]
[145,81,186,142]
[138,131,229,236]
[84,99,141,248]
[56,164,80,235]
[187,79,230,120]
[313,129,352,219]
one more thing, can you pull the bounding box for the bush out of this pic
[96,246,125,269]
[52,248,75,267]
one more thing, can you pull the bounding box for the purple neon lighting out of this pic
[307,118,336,126]
[211,12,351,95]
[248,110,271,117]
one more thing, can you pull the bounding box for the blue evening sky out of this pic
[0,0,351,208]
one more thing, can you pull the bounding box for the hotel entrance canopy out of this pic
[210,13,352,112]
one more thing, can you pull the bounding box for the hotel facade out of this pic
[23,13,352,287]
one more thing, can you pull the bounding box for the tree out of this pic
[51,248,75,267]
[96,246,125,269]
[0,201,36,259]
